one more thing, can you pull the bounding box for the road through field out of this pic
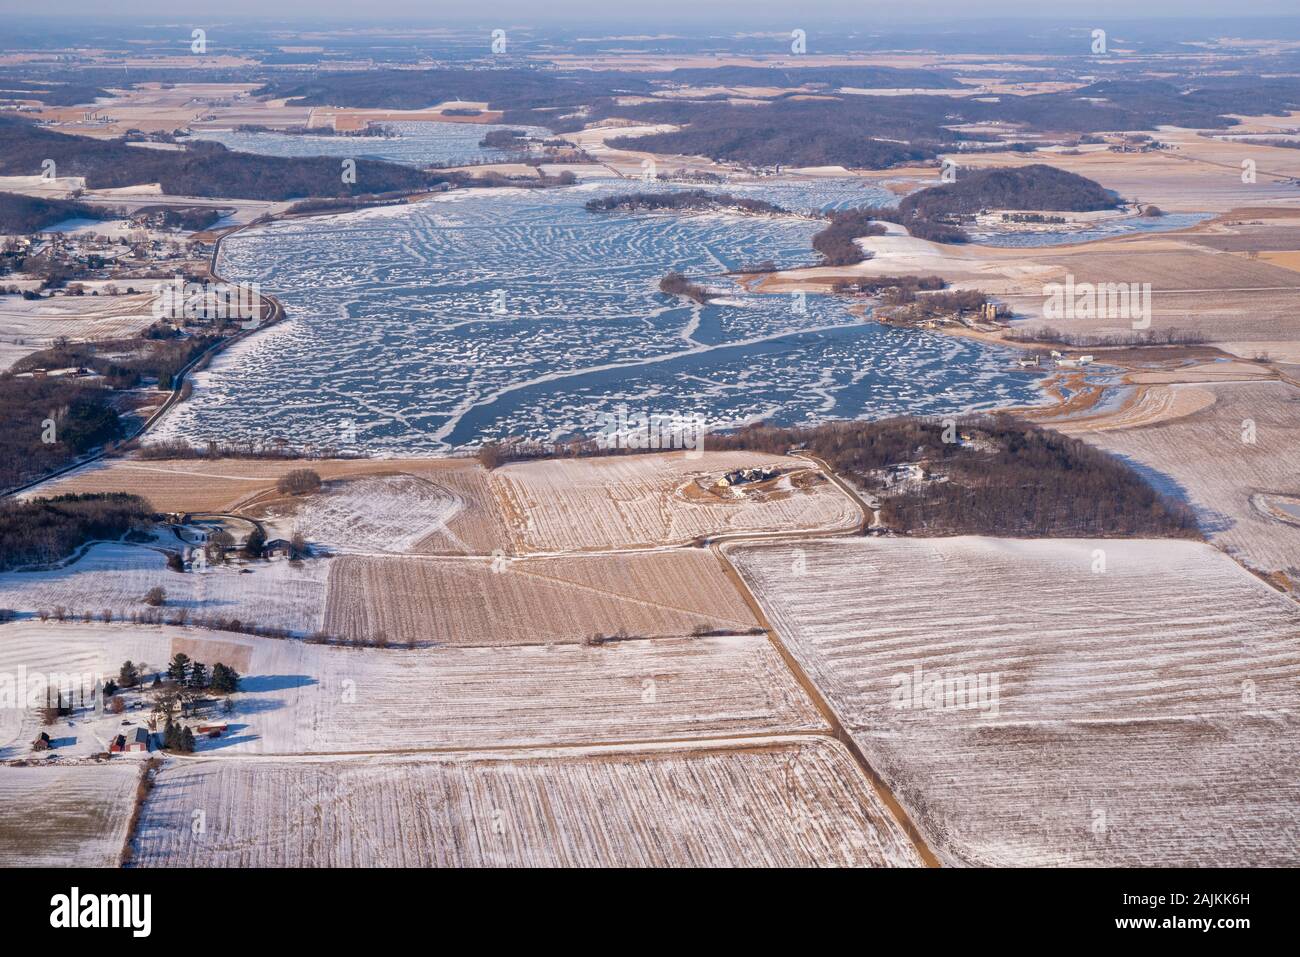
[87,452,941,867]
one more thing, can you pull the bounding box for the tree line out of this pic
[0,493,153,571]
[706,415,1200,539]
[0,116,451,201]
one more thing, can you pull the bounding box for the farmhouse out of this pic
[715,465,779,488]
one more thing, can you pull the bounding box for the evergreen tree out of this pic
[211,663,241,694]
[166,653,190,683]
[181,727,196,753]
[118,660,139,688]
[242,526,265,560]
[189,661,209,689]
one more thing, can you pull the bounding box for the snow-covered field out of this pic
[492,451,860,551]
[262,474,463,553]
[0,763,140,866]
[0,622,825,756]
[0,543,329,636]
[0,292,159,371]
[727,536,1300,866]
[131,738,923,867]
[324,550,759,645]
[1073,380,1300,583]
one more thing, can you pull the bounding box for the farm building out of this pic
[128,728,151,752]
[109,734,127,753]
[715,465,779,488]
[262,539,293,558]
[32,732,51,752]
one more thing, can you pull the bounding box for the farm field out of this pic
[764,213,1300,351]
[0,622,825,756]
[0,763,141,867]
[130,737,923,867]
[324,549,759,646]
[32,457,511,553]
[727,536,1300,866]
[1068,380,1300,582]
[491,451,860,552]
[0,292,160,371]
[257,473,463,554]
[0,542,329,636]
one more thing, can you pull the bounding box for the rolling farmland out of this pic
[131,738,923,867]
[491,451,860,552]
[262,474,463,553]
[0,542,329,636]
[1071,380,1300,582]
[727,536,1300,866]
[0,622,826,755]
[323,550,759,646]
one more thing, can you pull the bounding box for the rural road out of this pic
[2,223,285,500]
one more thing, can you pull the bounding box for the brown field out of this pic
[132,737,923,867]
[765,216,1300,350]
[33,457,510,553]
[323,550,759,646]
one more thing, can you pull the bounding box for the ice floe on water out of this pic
[182,120,548,167]
[156,179,1043,453]
[969,211,1210,246]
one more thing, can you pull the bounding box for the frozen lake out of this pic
[183,120,547,168]
[157,179,1044,453]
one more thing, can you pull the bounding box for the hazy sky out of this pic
[2,1,1298,24]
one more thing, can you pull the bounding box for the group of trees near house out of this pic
[0,116,451,201]
[165,653,240,694]
[130,205,226,231]
[707,415,1200,539]
[0,493,153,571]
[150,653,241,752]
[882,288,990,320]
[585,190,790,216]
